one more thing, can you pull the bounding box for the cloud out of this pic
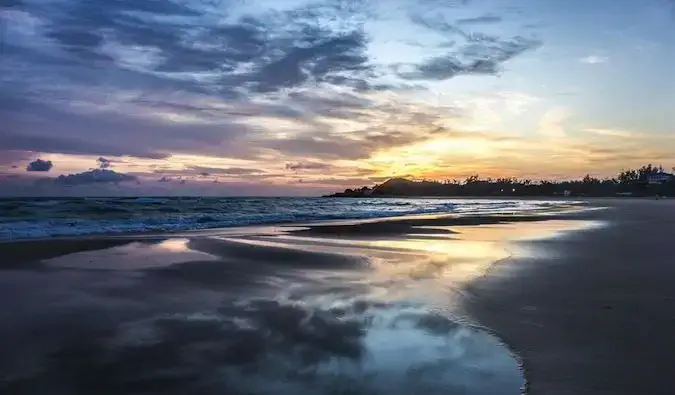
[400,13,541,80]
[579,55,608,64]
[0,123,171,160]
[286,162,334,171]
[31,0,373,95]
[186,166,267,176]
[584,128,638,138]
[0,150,34,167]
[285,88,373,120]
[26,158,54,172]
[248,31,371,93]
[313,177,376,186]
[404,36,540,80]
[538,107,570,138]
[259,133,388,160]
[255,98,468,160]
[456,15,503,25]
[1,0,384,165]
[2,0,23,8]
[0,0,561,195]
[97,157,112,169]
[51,169,137,185]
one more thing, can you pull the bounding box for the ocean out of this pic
[0,197,573,241]
[0,197,591,394]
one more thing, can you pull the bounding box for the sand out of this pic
[1,199,673,394]
[463,199,675,395]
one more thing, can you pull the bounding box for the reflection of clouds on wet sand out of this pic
[1,293,522,395]
[0,217,598,395]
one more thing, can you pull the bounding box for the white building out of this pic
[647,172,673,185]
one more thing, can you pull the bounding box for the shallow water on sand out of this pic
[0,219,593,394]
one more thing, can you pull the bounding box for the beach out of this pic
[1,199,673,394]
[464,199,675,395]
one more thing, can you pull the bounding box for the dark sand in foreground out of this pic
[463,199,675,395]
[1,200,674,394]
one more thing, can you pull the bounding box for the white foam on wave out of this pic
[0,198,585,241]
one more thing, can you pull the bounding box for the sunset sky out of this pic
[2,0,675,195]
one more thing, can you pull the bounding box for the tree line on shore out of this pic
[327,164,675,197]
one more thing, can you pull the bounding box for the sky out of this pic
[1,0,675,196]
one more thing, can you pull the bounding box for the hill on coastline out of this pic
[325,166,675,197]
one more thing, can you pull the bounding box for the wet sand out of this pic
[1,200,671,394]
[463,199,675,395]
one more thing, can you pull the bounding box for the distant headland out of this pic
[325,165,675,198]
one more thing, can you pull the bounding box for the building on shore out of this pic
[647,172,674,185]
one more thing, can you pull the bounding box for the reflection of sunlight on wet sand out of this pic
[422,219,604,242]
[217,219,599,278]
[44,238,217,270]
[361,238,510,304]
[154,238,192,252]
[211,234,506,308]
[212,219,601,307]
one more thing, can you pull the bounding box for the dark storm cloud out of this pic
[50,169,138,185]
[26,158,53,172]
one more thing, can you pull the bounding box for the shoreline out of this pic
[0,200,589,244]
[1,205,592,395]
[3,209,558,394]
[3,199,673,394]
[461,199,675,394]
